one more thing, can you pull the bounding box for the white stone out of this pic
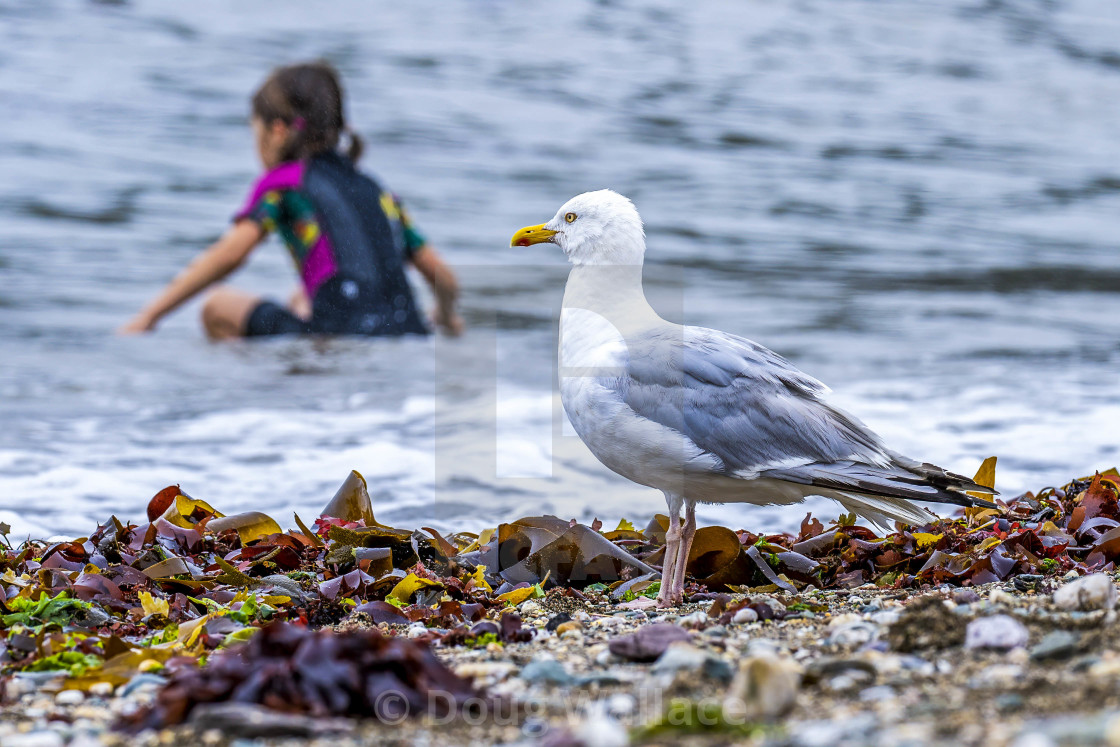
[575,711,628,747]
[745,638,784,657]
[595,647,621,666]
[651,642,709,677]
[453,662,517,683]
[1053,573,1118,611]
[1011,732,1058,747]
[1105,712,1120,747]
[606,693,636,717]
[54,690,83,706]
[87,682,114,698]
[675,610,708,628]
[988,588,1017,606]
[870,609,901,625]
[722,654,802,721]
[964,615,1029,650]
[827,613,862,628]
[3,732,64,747]
[732,607,759,624]
[827,621,881,647]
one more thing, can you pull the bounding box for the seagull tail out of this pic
[761,455,998,529]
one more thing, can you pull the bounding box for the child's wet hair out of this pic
[251,61,363,163]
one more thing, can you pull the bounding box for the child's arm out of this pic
[119,220,264,334]
[409,245,464,336]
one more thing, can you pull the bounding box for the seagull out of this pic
[511,189,997,607]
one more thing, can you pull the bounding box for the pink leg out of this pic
[668,501,696,605]
[657,494,683,608]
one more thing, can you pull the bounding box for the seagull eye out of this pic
[565,212,577,223]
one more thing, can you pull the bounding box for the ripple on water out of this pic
[0,0,1117,533]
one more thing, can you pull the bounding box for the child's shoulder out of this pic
[250,161,306,197]
[235,162,307,222]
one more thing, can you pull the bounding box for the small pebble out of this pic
[520,658,574,686]
[722,654,802,721]
[651,642,733,683]
[965,615,1029,650]
[676,610,708,628]
[1030,630,1080,661]
[732,607,759,624]
[989,588,1016,606]
[952,589,981,605]
[3,733,65,747]
[88,682,114,698]
[827,621,880,647]
[574,710,629,747]
[1053,573,1118,611]
[545,613,572,632]
[555,620,583,635]
[54,689,84,706]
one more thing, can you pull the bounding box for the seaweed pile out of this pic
[0,461,1117,707]
[122,622,480,731]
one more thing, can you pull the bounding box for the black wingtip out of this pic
[967,495,998,509]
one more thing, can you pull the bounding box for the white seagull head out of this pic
[511,189,646,266]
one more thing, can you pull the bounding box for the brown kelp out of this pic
[0,463,1117,724]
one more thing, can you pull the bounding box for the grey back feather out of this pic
[619,326,888,474]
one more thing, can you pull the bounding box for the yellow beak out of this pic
[511,223,558,247]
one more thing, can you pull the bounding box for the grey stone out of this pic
[259,574,310,601]
[73,606,111,629]
[651,642,733,683]
[1029,630,1080,661]
[520,658,575,686]
[997,693,1025,712]
[189,703,353,739]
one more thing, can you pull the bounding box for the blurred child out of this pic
[121,61,462,339]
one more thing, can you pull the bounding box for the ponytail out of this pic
[344,128,364,163]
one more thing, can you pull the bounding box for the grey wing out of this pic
[621,325,995,507]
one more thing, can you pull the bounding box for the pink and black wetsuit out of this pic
[235,150,429,337]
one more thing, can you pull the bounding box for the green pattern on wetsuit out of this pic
[244,188,427,272]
